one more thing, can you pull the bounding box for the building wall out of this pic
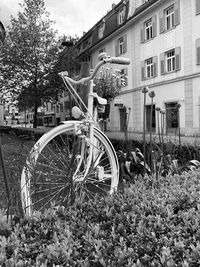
[76,0,200,137]
[115,0,200,136]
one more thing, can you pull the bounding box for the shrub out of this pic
[1,171,200,266]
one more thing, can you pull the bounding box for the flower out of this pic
[142,86,149,94]
[149,90,155,98]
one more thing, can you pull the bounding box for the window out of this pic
[196,0,200,15]
[160,47,181,74]
[60,103,63,113]
[196,38,200,64]
[141,56,157,80]
[165,5,175,30]
[98,21,105,39]
[159,0,180,33]
[119,107,127,132]
[165,102,179,133]
[146,57,154,78]
[56,105,59,113]
[64,101,69,112]
[146,105,156,132]
[166,49,175,72]
[119,37,124,55]
[145,19,153,40]
[141,16,157,43]
[116,35,127,56]
[99,48,106,54]
[118,6,125,25]
[49,116,53,124]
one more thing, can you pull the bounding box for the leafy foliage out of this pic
[93,67,127,100]
[2,172,200,265]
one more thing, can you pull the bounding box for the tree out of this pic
[0,0,60,127]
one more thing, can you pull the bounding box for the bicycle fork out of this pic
[73,80,103,182]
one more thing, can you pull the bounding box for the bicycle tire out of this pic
[21,121,119,215]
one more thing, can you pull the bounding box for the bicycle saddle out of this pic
[91,92,107,105]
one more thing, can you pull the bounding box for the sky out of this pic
[0,0,120,37]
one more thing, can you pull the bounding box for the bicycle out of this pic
[21,53,130,216]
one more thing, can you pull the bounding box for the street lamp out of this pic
[0,21,10,207]
[142,86,149,173]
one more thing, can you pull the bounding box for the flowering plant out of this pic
[93,67,127,99]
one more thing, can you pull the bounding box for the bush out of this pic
[1,171,200,266]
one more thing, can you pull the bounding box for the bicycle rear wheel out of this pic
[21,121,119,215]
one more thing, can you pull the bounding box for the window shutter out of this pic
[141,61,145,81]
[123,34,127,53]
[115,40,119,56]
[159,10,165,33]
[140,23,145,43]
[160,53,165,74]
[196,0,200,15]
[153,56,158,77]
[174,0,180,26]
[196,38,200,64]
[175,46,181,71]
[152,15,157,38]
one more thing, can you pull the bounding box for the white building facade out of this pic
[75,0,200,139]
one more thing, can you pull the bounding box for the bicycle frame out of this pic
[59,54,130,180]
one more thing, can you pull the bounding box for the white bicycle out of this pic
[21,53,130,216]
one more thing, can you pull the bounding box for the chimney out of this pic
[112,3,116,9]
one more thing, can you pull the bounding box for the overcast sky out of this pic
[0,0,120,37]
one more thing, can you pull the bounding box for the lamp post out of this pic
[156,107,161,145]
[149,90,156,173]
[0,21,10,209]
[142,86,148,173]
[160,109,165,155]
[176,103,181,152]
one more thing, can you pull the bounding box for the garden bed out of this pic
[1,173,200,265]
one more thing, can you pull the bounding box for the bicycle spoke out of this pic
[31,186,67,211]
[21,123,119,215]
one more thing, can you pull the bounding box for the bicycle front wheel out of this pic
[21,121,119,215]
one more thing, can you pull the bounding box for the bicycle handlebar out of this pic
[104,56,130,65]
[58,55,130,85]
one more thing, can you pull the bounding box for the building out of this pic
[74,0,200,139]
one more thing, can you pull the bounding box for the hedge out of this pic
[1,171,200,266]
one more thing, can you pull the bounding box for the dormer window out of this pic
[118,6,126,25]
[98,20,105,39]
